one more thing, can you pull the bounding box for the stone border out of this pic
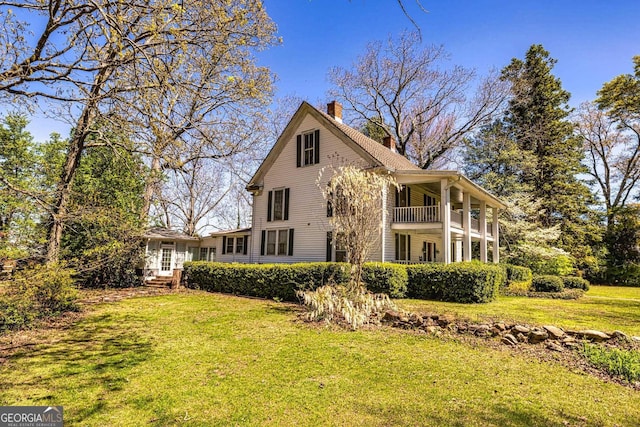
[381,310,640,353]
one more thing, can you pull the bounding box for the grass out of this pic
[0,291,639,426]
[399,285,640,336]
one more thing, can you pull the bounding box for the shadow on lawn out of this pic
[0,312,153,424]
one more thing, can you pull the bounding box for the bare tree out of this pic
[328,31,507,169]
[0,0,278,263]
[318,165,398,288]
[575,101,640,223]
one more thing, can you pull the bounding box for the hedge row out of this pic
[184,262,349,301]
[406,261,506,303]
[184,261,508,303]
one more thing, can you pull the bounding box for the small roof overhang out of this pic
[143,227,200,241]
[209,227,252,237]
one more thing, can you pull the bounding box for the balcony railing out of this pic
[393,206,440,223]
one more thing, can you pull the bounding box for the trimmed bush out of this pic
[532,275,564,292]
[406,261,506,303]
[529,255,575,276]
[184,262,350,301]
[562,276,590,291]
[361,262,408,298]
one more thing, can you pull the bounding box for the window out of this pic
[266,230,276,255]
[267,188,289,222]
[296,130,320,167]
[304,132,315,166]
[273,189,283,221]
[226,237,234,254]
[396,186,410,207]
[395,233,411,261]
[199,247,209,261]
[424,194,437,206]
[263,229,293,256]
[208,247,216,261]
[335,234,347,262]
[422,241,436,262]
[161,248,172,271]
[236,237,244,254]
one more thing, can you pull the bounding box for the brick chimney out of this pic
[383,135,396,152]
[327,101,343,123]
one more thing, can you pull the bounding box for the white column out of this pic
[479,201,487,262]
[492,206,500,263]
[454,238,463,262]
[463,191,472,262]
[440,178,451,264]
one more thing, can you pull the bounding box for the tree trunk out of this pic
[141,156,162,222]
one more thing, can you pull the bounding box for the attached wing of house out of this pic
[246,101,505,265]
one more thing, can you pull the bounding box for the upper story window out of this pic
[267,188,290,222]
[296,129,320,167]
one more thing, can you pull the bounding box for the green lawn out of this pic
[1,291,639,426]
[399,285,640,336]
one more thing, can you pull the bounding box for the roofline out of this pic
[209,227,252,236]
[246,101,382,191]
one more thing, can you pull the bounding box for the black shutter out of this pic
[424,194,427,206]
[296,134,302,167]
[222,236,227,254]
[326,232,333,262]
[395,188,399,207]
[408,235,411,261]
[267,191,273,222]
[327,199,333,217]
[288,229,294,256]
[314,129,320,164]
[260,230,266,256]
[407,186,411,207]
[284,188,290,220]
[243,236,248,255]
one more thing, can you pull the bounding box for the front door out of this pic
[159,246,174,276]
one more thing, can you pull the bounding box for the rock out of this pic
[577,330,611,342]
[528,329,549,344]
[546,341,564,352]
[564,342,581,349]
[516,332,528,343]
[494,322,507,331]
[382,310,403,323]
[501,334,518,345]
[632,336,640,342]
[561,336,576,344]
[490,327,502,337]
[425,326,439,334]
[437,314,455,327]
[502,334,518,346]
[513,325,530,334]
[409,313,423,324]
[611,330,628,340]
[474,324,492,337]
[543,325,565,339]
[457,324,468,332]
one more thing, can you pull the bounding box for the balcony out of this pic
[393,206,440,223]
[392,206,494,236]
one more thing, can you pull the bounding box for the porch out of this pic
[387,171,505,264]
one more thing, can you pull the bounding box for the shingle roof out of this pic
[209,227,252,236]
[316,108,421,171]
[143,227,199,241]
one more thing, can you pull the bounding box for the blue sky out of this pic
[260,0,640,108]
[21,0,640,141]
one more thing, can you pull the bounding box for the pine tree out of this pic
[500,45,596,255]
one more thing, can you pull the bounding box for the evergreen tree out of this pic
[500,44,596,255]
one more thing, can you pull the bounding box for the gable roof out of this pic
[247,101,420,190]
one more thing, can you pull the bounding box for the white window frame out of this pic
[303,131,316,166]
[226,237,235,254]
[236,237,244,254]
[266,229,289,256]
[272,188,285,221]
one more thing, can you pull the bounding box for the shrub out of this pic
[0,264,79,332]
[580,343,640,383]
[406,261,506,303]
[532,275,564,292]
[503,264,533,293]
[562,276,590,291]
[297,284,395,330]
[184,262,350,301]
[529,254,574,276]
[361,262,408,298]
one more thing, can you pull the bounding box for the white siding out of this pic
[251,115,374,263]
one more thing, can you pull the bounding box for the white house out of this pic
[143,100,504,280]
[245,101,505,265]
